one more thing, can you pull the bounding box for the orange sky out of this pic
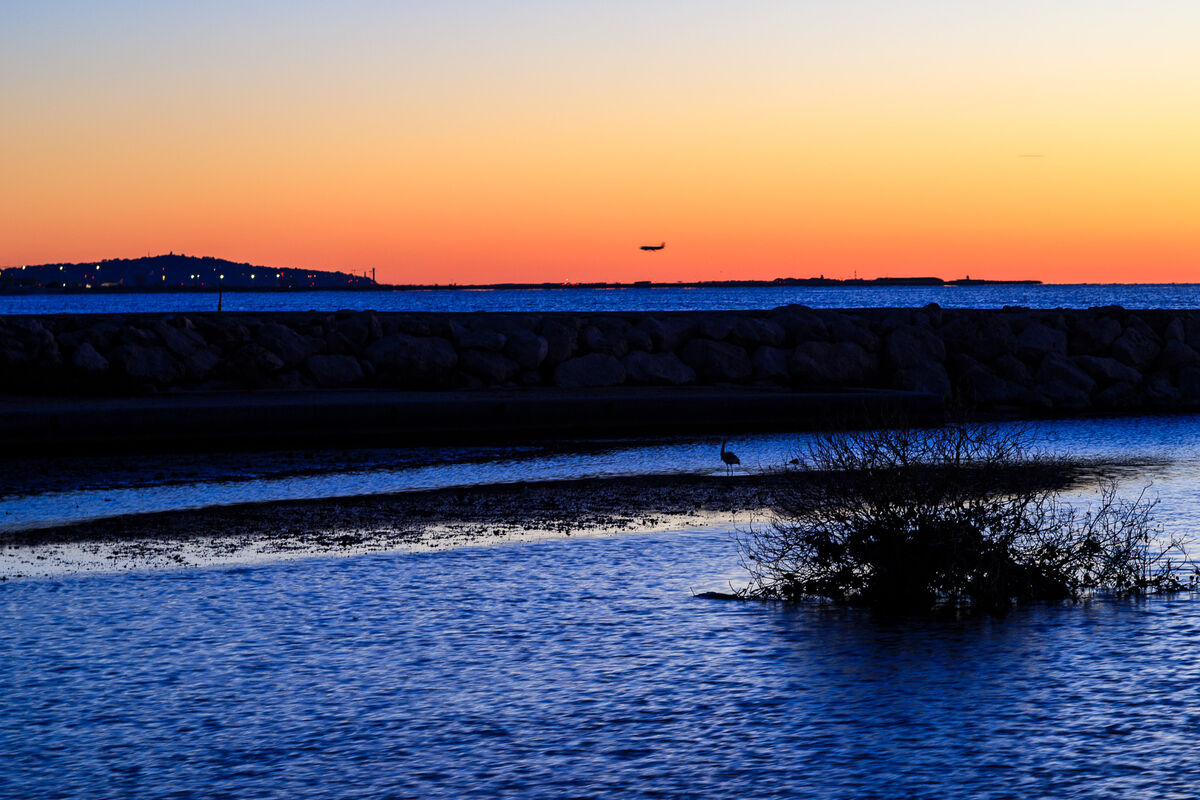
[3,1,1199,284]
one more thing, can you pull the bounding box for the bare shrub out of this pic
[737,422,1194,613]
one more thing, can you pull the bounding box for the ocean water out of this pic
[2,283,1200,316]
[5,529,1200,799]
[5,416,1200,796]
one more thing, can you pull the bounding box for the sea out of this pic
[4,286,1200,798]
[2,282,1200,316]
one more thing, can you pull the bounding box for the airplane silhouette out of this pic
[640,242,665,252]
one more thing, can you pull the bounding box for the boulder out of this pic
[990,354,1033,387]
[1038,380,1092,411]
[680,339,753,383]
[657,317,699,351]
[540,318,580,365]
[449,320,506,352]
[957,365,1024,407]
[70,342,109,374]
[752,346,791,383]
[791,341,874,385]
[1070,355,1142,386]
[883,326,945,371]
[459,349,521,384]
[1143,373,1182,408]
[553,353,626,388]
[1180,367,1200,402]
[823,312,880,351]
[622,351,696,385]
[634,317,668,350]
[892,362,952,398]
[1015,322,1067,363]
[940,313,1015,362]
[503,330,549,369]
[729,317,785,348]
[1094,382,1139,411]
[1035,353,1096,395]
[153,320,207,358]
[305,354,364,387]
[698,316,735,341]
[769,306,829,344]
[1068,315,1122,355]
[364,334,458,380]
[1159,339,1199,371]
[256,322,315,367]
[582,322,630,358]
[1111,326,1161,369]
[110,344,184,385]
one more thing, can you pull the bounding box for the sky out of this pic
[3,0,1199,284]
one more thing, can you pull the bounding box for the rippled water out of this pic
[5,283,1200,315]
[2,414,1198,533]
[5,531,1200,798]
[6,415,1200,796]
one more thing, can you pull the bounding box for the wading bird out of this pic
[720,439,740,474]
[640,242,665,252]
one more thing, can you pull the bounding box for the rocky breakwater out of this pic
[2,305,1200,415]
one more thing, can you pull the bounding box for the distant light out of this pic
[250,274,255,279]
[219,274,225,279]
[276,273,281,278]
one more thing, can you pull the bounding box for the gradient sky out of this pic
[3,1,1199,284]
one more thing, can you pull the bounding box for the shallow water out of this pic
[5,530,1200,798]
[1,414,1197,533]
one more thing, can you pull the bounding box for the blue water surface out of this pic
[5,530,1200,799]
[4,283,1200,315]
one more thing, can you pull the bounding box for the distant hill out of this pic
[0,254,376,290]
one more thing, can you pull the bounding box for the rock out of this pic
[1143,372,1182,408]
[622,351,696,385]
[883,326,945,371]
[1035,353,1096,395]
[634,317,668,350]
[957,365,1024,407]
[459,349,521,384]
[991,354,1033,386]
[729,317,786,348]
[823,313,879,351]
[1038,380,1092,410]
[892,362,952,398]
[256,323,315,367]
[503,330,549,369]
[553,353,626,388]
[1094,382,1139,410]
[1164,316,1187,343]
[70,342,109,373]
[540,318,580,365]
[1015,322,1067,363]
[657,317,699,351]
[305,354,364,387]
[769,306,828,344]
[1070,355,1142,386]
[332,312,381,350]
[153,320,207,358]
[1159,339,1199,370]
[791,341,874,385]
[364,334,458,381]
[182,347,221,380]
[582,322,630,357]
[1180,367,1200,402]
[752,346,791,383]
[111,344,184,385]
[227,343,285,383]
[698,316,735,341]
[940,314,1016,362]
[1111,326,1161,369]
[680,339,753,383]
[449,320,506,352]
[1068,315,1122,355]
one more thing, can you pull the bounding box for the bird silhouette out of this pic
[720,439,741,474]
[640,242,665,252]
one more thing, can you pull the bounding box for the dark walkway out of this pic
[0,387,942,454]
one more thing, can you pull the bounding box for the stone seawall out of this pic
[2,305,1199,414]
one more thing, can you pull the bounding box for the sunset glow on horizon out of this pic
[4,1,1199,285]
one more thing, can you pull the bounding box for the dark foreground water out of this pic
[4,283,1200,315]
[4,531,1200,799]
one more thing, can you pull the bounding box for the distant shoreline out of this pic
[0,276,1043,296]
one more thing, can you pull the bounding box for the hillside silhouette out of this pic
[0,254,376,290]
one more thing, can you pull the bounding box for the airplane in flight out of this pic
[640,242,665,252]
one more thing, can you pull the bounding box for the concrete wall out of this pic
[3,305,1199,414]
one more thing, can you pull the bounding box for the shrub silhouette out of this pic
[737,423,1194,613]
